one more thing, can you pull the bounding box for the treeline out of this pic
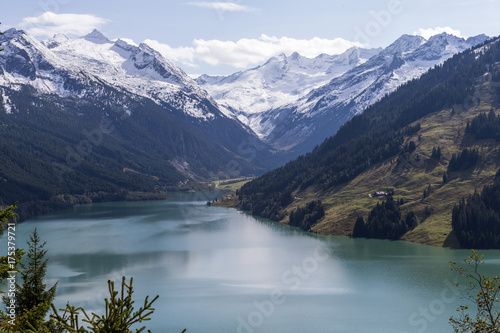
[352,197,418,240]
[288,200,325,230]
[0,82,255,219]
[466,108,500,141]
[452,168,500,249]
[239,37,500,222]
[447,148,480,172]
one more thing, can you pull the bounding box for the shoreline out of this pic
[1,190,170,228]
[211,193,462,249]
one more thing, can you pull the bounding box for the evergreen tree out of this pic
[352,198,418,240]
[451,168,500,248]
[352,216,366,237]
[289,200,325,230]
[423,184,433,199]
[50,276,173,333]
[0,203,24,295]
[405,211,418,230]
[4,228,57,331]
[431,146,442,160]
[408,141,416,153]
[443,171,449,184]
[466,109,500,141]
[239,38,500,225]
[448,148,480,172]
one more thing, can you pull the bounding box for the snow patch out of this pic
[1,91,13,114]
[0,29,219,121]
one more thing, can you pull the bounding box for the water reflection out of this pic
[1,193,500,333]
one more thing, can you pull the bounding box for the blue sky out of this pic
[3,0,499,75]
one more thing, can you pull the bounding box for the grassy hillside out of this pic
[234,37,500,247]
[308,74,499,246]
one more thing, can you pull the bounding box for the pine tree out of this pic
[8,228,57,331]
[352,216,366,237]
[0,203,24,296]
[51,276,175,333]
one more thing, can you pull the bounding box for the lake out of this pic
[1,192,499,333]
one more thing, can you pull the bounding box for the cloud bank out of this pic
[187,1,257,12]
[18,12,108,39]
[16,12,362,71]
[414,27,463,39]
[145,35,362,69]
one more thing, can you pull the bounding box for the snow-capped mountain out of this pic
[199,32,490,154]
[0,28,278,188]
[0,28,226,121]
[197,47,381,137]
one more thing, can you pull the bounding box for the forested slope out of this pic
[234,37,500,247]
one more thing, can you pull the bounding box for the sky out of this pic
[2,0,500,75]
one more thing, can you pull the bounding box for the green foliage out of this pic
[2,228,57,331]
[466,108,500,141]
[448,148,480,172]
[50,276,170,333]
[407,141,417,153]
[0,203,24,295]
[405,211,418,230]
[239,37,500,225]
[449,250,500,332]
[423,184,433,199]
[352,197,417,240]
[0,202,17,229]
[0,221,178,332]
[288,200,325,230]
[431,146,442,160]
[352,216,366,237]
[452,169,500,248]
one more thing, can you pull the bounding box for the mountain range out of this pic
[0,28,276,217]
[232,36,500,248]
[198,33,490,155]
[0,27,493,221]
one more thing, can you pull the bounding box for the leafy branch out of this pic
[449,250,500,332]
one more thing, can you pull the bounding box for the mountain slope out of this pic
[0,29,276,219]
[200,33,490,157]
[266,33,491,155]
[232,36,500,247]
[196,47,381,137]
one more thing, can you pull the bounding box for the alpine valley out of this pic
[0,28,279,219]
[198,33,490,155]
[0,26,497,239]
[230,36,500,248]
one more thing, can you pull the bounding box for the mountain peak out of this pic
[1,28,26,40]
[427,32,463,43]
[113,38,139,52]
[83,29,110,44]
[383,34,425,55]
[45,33,70,49]
[466,34,490,47]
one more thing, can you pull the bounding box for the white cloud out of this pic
[187,2,257,12]
[414,27,463,40]
[18,12,109,39]
[145,35,362,69]
[144,39,197,67]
